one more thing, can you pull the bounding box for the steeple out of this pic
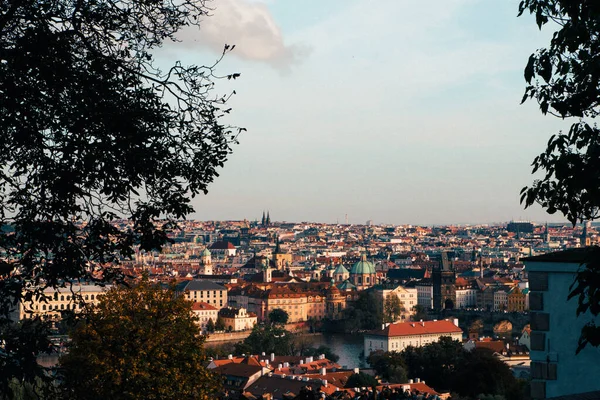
[261,211,266,226]
[581,221,590,247]
[266,211,270,226]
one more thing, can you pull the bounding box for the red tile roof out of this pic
[191,301,218,311]
[368,320,462,337]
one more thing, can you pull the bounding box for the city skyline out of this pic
[155,0,572,225]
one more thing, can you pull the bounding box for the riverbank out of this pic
[205,322,312,343]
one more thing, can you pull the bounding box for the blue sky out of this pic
[157,0,572,225]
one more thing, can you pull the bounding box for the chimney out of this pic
[322,379,328,388]
[415,378,420,383]
[299,359,304,365]
[353,367,359,374]
[262,352,266,356]
[421,322,425,327]
[381,323,385,330]
[321,367,326,376]
[278,363,283,370]
[270,353,275,362]
[284,362,289,368]
[453,318,459,327]
[408,379,413,384]
[228,354,233,359]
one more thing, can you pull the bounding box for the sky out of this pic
[155,0,573,226]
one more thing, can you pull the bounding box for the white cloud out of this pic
[171,0,308,70]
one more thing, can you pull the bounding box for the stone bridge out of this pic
[430,309,530,338]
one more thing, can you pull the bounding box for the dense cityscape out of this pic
[11,217,598,399]
[3,1,600,400]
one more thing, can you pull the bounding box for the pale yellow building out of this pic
[219,307,257,331]
[267,288,307,323]
[375,285,417,322]
[180,280,227,309]
[192,301,219,332]
[11,284,109,321]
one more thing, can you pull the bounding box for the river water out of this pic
[296,333,367,369]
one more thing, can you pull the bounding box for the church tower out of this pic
[581,221,591,247]
[433,252,456,310]
[200,248,213,275]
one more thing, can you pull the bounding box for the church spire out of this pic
[261,211,266,226]
[266,211,270,226]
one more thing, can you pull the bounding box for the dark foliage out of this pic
[345,372,378,389]
[234,324,294,356]
[0,0,240,391]
[268,308,290,325]
[518,0,600,356]
[366,350,408,384]
[378,338,526,399]
[518,1,600,224]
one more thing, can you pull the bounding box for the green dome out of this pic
[334,264,349,275]
[350,254,375,275]
[201,248,211,257]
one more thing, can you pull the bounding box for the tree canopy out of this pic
[58,278,220,400]
[366,350,408,384]
[234,323,294,356]
[0,0,240,389]
[383,294,405,324]
[390,338,525,399]
[518,1,600,224]
[518,0,600,354]
[268,308,289,325]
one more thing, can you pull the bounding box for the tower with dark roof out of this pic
[432,252,456,310]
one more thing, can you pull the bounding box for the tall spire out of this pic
[261,211,266,226]
[266,211,270,226]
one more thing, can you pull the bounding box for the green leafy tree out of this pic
[345,372,378,389]
[383,294,405,323]
[411,305,428,322]
[367,350,408,384]
[215,317,226,332]
[518,1,600,224]
[268,308,289,325]
[518,1,600,354]
[234,324,294,356]
[453,348,521,400]
[206,318,215,333]
[58,278,221,400]
[0,0,240,391]
[341,291,382,332]
[401,337,464,392]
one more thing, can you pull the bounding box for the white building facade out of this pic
[525,249,600,399]
[364,319,463,356]
[416,282,433,309]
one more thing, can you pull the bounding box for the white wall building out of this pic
[416,282,433,309]
[10,284,110,322]
[364,319,463,356]
[525,249,600,399]
[494,289,509,311]
[192,301,219,332]
[456,288,478,309]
